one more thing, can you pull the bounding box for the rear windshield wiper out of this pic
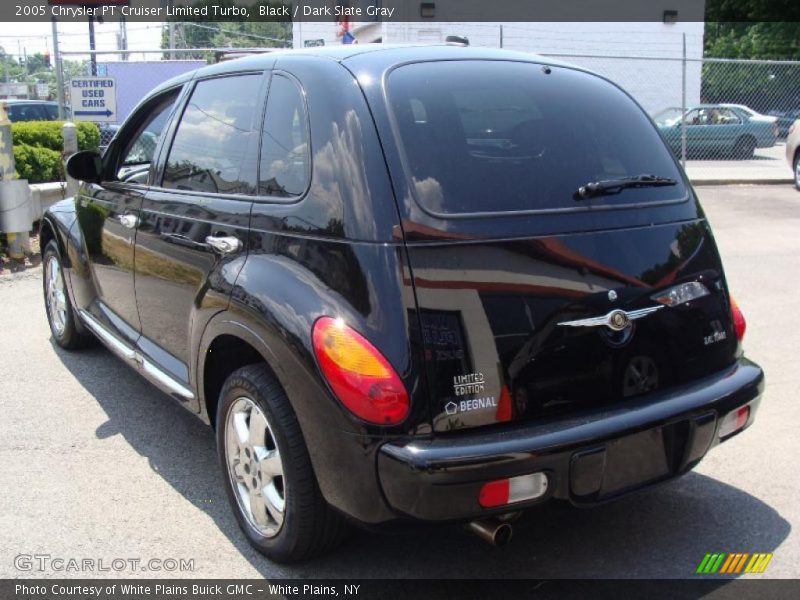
[575,174,677,200]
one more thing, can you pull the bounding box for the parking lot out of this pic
[0,184,797,579]
[685,143,793,183]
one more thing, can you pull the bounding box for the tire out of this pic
[732,136,756,160]
[794,152,800,191]
[216,364,350,562]
[42,240,93,350]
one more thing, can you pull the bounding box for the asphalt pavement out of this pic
[686,143,792,184]
[0,184,798,579]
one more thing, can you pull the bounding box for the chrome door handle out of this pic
[205,235,242,254]
[118,214,138,229]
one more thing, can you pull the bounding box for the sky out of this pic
[1,21,164,59]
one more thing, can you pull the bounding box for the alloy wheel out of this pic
[224,397,286,538]
[45,255,68,338]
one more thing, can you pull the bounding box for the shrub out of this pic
[12,143,63,184]
[75,121,101,152]
[11,120,100,183]
[11,121,100,152]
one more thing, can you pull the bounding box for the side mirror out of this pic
[66,150,103,183]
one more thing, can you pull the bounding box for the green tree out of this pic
[703,1,800,111]
[0,47,25,83]
[161,1,291,59]
[705,1,800,59]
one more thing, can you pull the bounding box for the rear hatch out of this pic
[381,59,740,432]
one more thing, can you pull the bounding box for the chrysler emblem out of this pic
[557,305,664,331]
[608,310,630,331]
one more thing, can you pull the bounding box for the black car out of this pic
[41,46,764,562]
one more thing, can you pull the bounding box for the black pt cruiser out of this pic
[41,45,764,562]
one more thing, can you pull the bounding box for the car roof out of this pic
[2,99,59,105]
[149,44,574,95]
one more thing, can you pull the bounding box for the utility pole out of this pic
[52,17,66,119]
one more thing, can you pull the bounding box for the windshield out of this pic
[387,61,686,215]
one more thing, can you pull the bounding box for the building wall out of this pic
[98,60,206,124]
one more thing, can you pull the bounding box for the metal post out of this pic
[500,24,504,48]
[62,123,78,198]
[52,18,66,119]
[0,105,15,182]
[168,1,176,59]
[119,17,129,60]
[681,33,687,168]
[88,17,97,76]
[0,103,32,263]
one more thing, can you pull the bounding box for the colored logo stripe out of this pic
[745,553,773,573]
[697,553,773,574]
[697,553,726,573]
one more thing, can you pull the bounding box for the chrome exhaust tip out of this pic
[466,518,513,547]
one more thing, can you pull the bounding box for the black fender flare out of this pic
[195,310,290,425]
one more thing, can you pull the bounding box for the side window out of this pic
[717,108,741,125]
[259,74,310,198]
[162,75,263,195]
[7,104,44,121]
[43,104,60,120]
[684,109,702,126]
[117,92,179,181]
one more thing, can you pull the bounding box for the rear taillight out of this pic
[730,295,746,342]
[651,281,710,306]
[312,317,409,425]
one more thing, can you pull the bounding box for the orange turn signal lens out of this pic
[312,317,409,425]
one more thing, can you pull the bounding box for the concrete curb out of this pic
[691,179,794,186]
[29,182,67,221]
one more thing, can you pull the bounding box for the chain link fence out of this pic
[48,44,800,183]
[542,53,800,181]
[54,48,261,147]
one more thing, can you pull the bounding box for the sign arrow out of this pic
[74,109,113,117]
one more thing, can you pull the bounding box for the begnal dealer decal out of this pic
[446,373,497,415]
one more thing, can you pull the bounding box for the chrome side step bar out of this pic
[79,309,136,362]
[140,357,195,400]
[79,310,195,401]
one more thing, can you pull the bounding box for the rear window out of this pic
[387,61,686,215]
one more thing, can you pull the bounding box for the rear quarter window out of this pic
[387,60,686,216]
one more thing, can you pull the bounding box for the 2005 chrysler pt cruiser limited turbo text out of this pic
[40,45,764,562]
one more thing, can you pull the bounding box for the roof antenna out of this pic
[445,35,470,47]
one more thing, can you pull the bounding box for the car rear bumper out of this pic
[377,357,764,521]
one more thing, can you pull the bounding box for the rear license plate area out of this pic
[569,412,716,502]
